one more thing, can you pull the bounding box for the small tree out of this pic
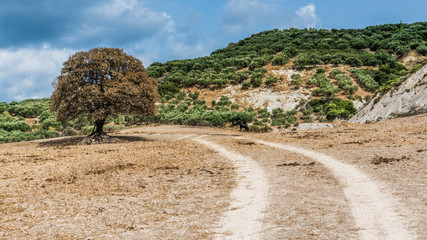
[50,47,159,141]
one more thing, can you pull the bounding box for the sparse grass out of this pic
[0,137,235,239]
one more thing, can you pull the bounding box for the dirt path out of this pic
[255,139,415,240]
[117,126,420,239]
[194,136,269,239]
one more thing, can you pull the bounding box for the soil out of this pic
[1,114,426,239]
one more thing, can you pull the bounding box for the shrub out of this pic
[290,74,302,87]
[189,91,199,100]
[0,120,32,132]
[329,69,343,77]
[272,53,290,65]
[176,91,186,100]
[231,104,239,110]
[265,76,278,86]
[351,68,379,91]
[39,116,62,131]
[335,74,358,94]
[251,75,263,87]
[217,96,232,106]
[157,81,181,95]
[416,45,427,55]
[241,81,251,90]
[62,127,77,136]
[249,125,272,133]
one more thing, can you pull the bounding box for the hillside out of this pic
[149,22,427,128]
[1,22,427,143]
[350,61,427,123]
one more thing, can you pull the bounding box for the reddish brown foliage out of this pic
[50,47,159,131]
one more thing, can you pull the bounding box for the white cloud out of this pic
[64,0,175,46]
[221,0,272,34]
[0,48,74,101]
[293,4,319,28]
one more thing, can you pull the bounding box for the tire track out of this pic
[193,136,269,239]
[255,139,415,240]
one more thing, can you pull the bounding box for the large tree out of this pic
[50,47,159,140]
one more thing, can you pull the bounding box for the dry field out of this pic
[1,114,426,239]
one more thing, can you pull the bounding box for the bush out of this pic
[272,53,290,65]
[251,75,263,87]
[351,68,379,91]
[217,96,232,106]
[335,74,358,94]
[0,120,31,132]
[329,69,343,77]
[290,74,302,87]
[416,45,427,55]
[265,76,278,86]
[189,91,199,100]
[39,116,62,131]
[157,81,181,95]
[241,81,251,90]
[7,99,49,118]
[62,127,77,136]
[249,125,272,133]
[306,98,356,121]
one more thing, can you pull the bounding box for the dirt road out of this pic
[1,114,426,239]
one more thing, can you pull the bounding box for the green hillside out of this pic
[149,22,427,128]
[2,22,427,143]
[149,22,427,89]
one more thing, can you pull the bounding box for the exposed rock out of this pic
[234,88,310,113]
[350,64,427,123]
[297,123,334,130]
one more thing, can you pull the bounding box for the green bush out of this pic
[157,81,181,95]
[241,81,251,90]
[351,68,379,91]
[416,45,427,55]
[7,99,49,118]
[306,98,356,121]
[265,76,278,86]
[39,116,62,131]
[335,74,358,94]
[62,127,77,136]
[231,104,239,110]
[0,120,31,132]
[329,69,343,77]
[272,53,290,65]
[290,74,302,87]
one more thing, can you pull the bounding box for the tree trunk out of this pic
[90,119,106,136]
[83,119,113,144]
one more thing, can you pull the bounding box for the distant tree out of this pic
[416,45,427,55]
[290,74,302,87]
[50,48,159,140]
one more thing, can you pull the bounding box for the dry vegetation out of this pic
[1,114,426,239]
[0,136,235,239]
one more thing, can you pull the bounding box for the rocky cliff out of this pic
[349,64,427,123]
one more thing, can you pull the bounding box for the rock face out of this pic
[350,64,427,123]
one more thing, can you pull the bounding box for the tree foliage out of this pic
[50,48,159,134]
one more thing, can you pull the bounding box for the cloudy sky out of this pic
[0,0,426,102]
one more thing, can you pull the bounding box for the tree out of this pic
[50,47,159,141]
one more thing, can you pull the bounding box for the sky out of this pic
[0,0,426,102]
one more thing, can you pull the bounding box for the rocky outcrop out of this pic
[350,64,427,123]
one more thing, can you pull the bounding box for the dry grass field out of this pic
[1,114,426,239]
[0,136,235,239]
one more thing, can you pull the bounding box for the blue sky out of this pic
[0,0,426,102]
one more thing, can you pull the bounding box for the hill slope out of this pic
[148,22,427,128]
[350,62,427,123]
